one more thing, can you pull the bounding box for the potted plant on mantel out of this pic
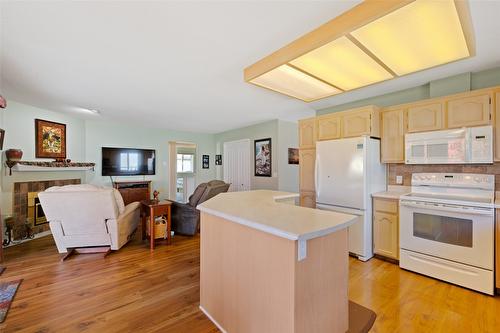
[5,149,23,175]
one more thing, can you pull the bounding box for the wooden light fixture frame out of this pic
[244,0,474,102]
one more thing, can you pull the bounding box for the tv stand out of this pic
[113,181,151,205]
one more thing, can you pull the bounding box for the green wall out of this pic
[0,101,216,215]
[1,102,88,215]
[214,119,299,192]
[317,66,500,116]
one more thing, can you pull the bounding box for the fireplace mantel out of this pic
[9,161,95,173]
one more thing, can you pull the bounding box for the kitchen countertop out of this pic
[197,190,357,241]
[372,185,411,200]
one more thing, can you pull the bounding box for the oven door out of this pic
[399,200,494,270]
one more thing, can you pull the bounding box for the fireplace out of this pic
[11,179,81,240]
[27,192,47,226]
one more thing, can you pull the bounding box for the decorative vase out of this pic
[5,149,23,175]
[6,149,23,162]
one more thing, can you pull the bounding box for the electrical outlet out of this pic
[396,175,403,185]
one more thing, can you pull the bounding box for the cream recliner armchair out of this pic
[38,184,141,253]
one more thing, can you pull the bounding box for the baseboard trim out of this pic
[199,305,227,333]
[374,253,399,265]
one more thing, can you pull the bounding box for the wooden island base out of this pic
[200,212,349,333]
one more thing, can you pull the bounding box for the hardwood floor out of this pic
[1,234,499,332]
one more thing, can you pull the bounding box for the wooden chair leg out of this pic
[61,249,75,261]
[61,246,111,261]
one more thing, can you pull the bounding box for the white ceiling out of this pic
[1,1,499,134]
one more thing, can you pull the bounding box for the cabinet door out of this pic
[381,109,405,163]
[342,110,371,138]
[317,115,341,141]
[299,148,315,192]
[300,191,316,208]
[495,92,500,161]
[496,210,500,289]
[373,211,399,259]
[447,94,491,128]
[407,102,443,132]
[299,118,316,149]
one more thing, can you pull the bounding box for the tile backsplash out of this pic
[388,163,500,189]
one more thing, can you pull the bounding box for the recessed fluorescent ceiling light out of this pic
[290,36,394,91]
[244,0,473,102]
[250,64,341,102]
[350,0,470,76]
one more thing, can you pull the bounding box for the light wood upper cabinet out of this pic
[299,148,316,193]
[299,118,316,149]
[381,109,405,163]
[342,107,380,138]
[407,102,444,132]
[316,114,341,141]
[373,198,399,260]
[342,110,371,138]
[446,93,491,128]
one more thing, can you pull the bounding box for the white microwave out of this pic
[405,125,493,164]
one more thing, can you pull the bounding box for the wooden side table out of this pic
[141,200,172,251]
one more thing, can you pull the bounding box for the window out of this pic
[177,154,194,173]
[120,152,139,171]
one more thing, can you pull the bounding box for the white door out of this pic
[223,139,251,192]
[316,137,365,209]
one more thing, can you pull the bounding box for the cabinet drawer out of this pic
[373,198,398,214]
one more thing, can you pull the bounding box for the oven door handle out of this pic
[400,200,494,216]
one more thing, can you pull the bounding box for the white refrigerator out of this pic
[315,136,386,261]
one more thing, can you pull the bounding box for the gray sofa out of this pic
[171,180,230,235]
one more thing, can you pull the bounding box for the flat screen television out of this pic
[102,147,156,176]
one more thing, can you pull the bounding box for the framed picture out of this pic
[254,138,271,177]
[202,155,209,169]
[35,119,66,159]
[0,129,4,150]
[215,154,222,165]
[288,148,299,164]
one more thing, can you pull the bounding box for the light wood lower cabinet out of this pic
[373,198,399,260]
[381,109,405,163]
[446,93,491,128]
[496,210,500,292]
[300,191,316,208]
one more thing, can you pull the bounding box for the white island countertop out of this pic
[197,190,357,242]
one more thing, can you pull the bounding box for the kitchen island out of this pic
[197,190,358,333]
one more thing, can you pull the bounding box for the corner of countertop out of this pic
[372,185,411,200]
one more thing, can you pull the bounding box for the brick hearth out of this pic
[12,179,81,239]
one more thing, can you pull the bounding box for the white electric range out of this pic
[399,173,495,295]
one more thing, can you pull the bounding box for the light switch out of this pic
[396,175,403,185]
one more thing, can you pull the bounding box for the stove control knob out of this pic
[473,177,481,182]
